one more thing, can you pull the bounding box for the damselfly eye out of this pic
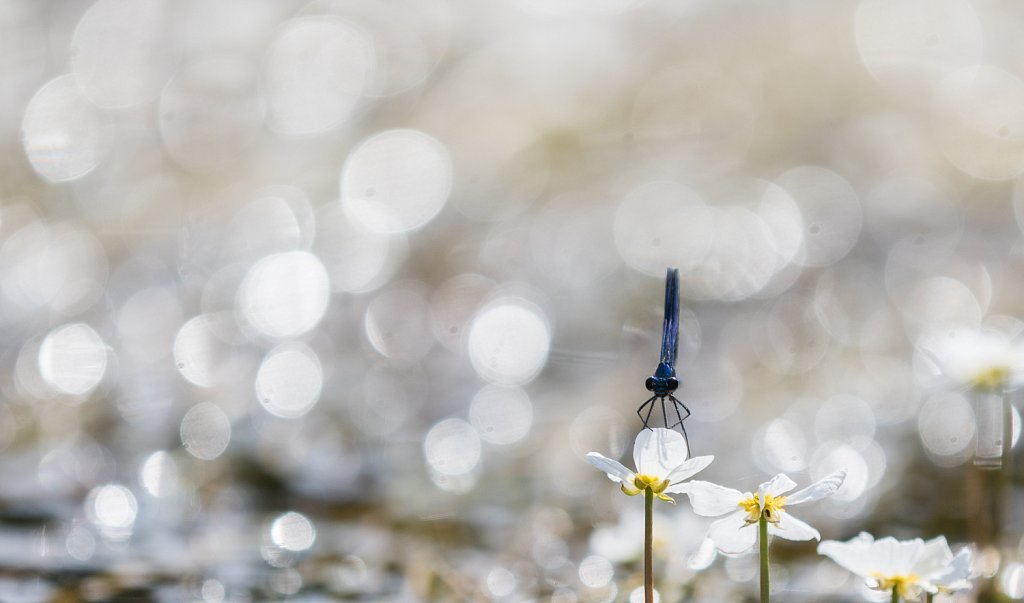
[666,377,679,392]
[645,377,656,391]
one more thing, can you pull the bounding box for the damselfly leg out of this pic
[636,394,691,431]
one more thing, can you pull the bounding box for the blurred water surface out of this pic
[1,0,1024,601]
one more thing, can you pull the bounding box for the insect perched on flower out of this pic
[818,533,974,600]
[585,428,713,503]
[636,269,694,438]
[681,471,846,553]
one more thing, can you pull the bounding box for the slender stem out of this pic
[759,513,769,603]
[925,593,934,603]
[999,389,1013,543]
[645,487,654,603]
[890,586,899,603]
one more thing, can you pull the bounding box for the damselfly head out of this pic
[645,375,678,395]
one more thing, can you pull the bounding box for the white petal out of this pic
[786,470,847,505]
[678,480,744,516]
[585,452,634,484]
[896,539,928,576]
[757,472,794,495]
[769,511,820,541]
[875,536,925,576]
[707,510,757,554]
[818,535,878,578]
[928,548,973,591]
[633,428,688,479]
[919,347,955,382]
[663,455,714,488]
[914,536,954,578]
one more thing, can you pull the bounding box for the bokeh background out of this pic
[2,0,1024,601]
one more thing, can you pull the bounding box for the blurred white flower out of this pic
[588,506,715,571]
[589,507,646,562]
[590,507,660,562]
[928,545,973,594]
[682,471,846,554]
[918,326,1024,392]
[817,533,973,598]
[586,428,713,503]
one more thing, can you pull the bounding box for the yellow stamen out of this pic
[623,474,675,503]
[620,483,642,496]
[739,493,787,524]
[971,366,1009,392]
[871,573,919,599]
[633,474,669,494]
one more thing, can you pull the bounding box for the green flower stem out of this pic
[925,593,934,603]
[645,487,654,603]
[890,586,899,603]
[759,513,769,603]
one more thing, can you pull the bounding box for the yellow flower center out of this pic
[872,573,919,598]
[739,493,787,524]
[971,366,1009,392]
[620,474,675,503]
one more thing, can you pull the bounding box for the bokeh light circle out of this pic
[91,485,136,527]
[613,181,713,277]
[933,65,1024,181]
[424,418,481,477]
[315,201,405,294]
[21,75,102,182]
[485,567,517,597]
[754,418,808,473]
[775,166,861,267]
[469,385,534,445]
[854,0,982,97]
[0,220,107,314]
[173,315,224,388]
[256,344,323,419]
[811,443,870,502]
[467,299,550,386]
[180,402,232,461]
[70,0,176,108]
[270,511,316,552]
[918,392,975,463]
[1002,563,1024,599]
[238,251,330,339]
[341,129,453,233]
[364,281,434,362]
[38,323,108,396]
[579,555,614,588]
[266,17,375,137]
[140,450,179,498]
[85,483,137,541]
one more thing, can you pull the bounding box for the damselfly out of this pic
[637,268,691,441]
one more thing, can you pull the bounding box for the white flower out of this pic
[585,428,713,503]
[917,326,1024,392]
[818,533,974,598]
[927,545,973,594]
[682,471,846,554]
